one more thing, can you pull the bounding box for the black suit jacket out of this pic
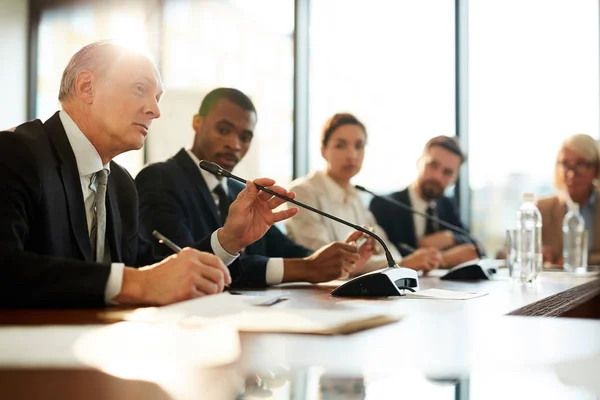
[135,149,311,287]
[0,113,223,308]
[369,188,469,256]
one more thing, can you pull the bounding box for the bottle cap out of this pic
[522,193,535,202]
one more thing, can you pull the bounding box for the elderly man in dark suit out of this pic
[369,136,480,268]
[136,88,373,286]
[0,42,297,308]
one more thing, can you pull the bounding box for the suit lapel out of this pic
[45,112,94,262]
[396,189,418,247]
[226,179,243,201]
[174,150,221,228]
[105,176,122,262]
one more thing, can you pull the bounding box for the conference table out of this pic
[1,269,599,400]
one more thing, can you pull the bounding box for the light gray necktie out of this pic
[90,169,108,262]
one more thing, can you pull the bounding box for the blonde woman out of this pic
[537,134,600,265]
[286,113,443,275]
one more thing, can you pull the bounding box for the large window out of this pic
[469,0,600,255]
[308,0,456,194]
[36,0,156,175]
[31,0,600,253]
[148,0,295,185]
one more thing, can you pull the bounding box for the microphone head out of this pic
[199,160,230,178]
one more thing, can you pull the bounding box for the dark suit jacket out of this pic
[135,149,311,287]
[369,188,469,256]
[0,112,223,308]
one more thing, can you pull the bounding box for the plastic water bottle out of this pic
[563,203,586,272]
[515,193,543,283]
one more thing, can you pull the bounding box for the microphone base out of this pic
[440,258,498,281]
[330,266,420,297]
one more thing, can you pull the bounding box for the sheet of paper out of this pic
[101,292,284,323]
[102,292,400,335]
[405,288,488,300]
[183,308,401,335]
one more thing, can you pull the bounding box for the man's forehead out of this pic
[111,57,163,87]
[208,99,256,125]
[424,146,461,167]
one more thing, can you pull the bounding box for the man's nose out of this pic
[225,135,241,150]
[146,98,161,119]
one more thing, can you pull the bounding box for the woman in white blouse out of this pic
[286,113,443,274]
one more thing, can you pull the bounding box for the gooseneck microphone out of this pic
[199,160,420,296]
[200,160,396,268]
[354,185,483,258]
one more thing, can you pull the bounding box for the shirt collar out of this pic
[186,149,228,194]
[589,190,596,206]
[315,170,357,204]
[563,189,597,210]
[59,110,110,177]
[408,182,435,210]
[583,190,597,210]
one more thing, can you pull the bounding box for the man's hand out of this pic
[115,248,231,305]
[300,242,360,282]
[440,244,478,268]
[400,247,443,272]
[418,230,455,250]
[345,230,375,275]
[218,178,298,254]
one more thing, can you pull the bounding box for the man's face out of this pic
[416,146,462,201]
[90,55,163,155]
[192,99,257,171]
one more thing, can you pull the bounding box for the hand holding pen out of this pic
[152,230,232,292]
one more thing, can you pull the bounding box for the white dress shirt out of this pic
[286,170,402,271]
[186,150,284,284]
[408,183,436,240]
[59,110,123,304]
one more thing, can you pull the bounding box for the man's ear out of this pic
[74,70,95,104]
[320,146,326,159]
[192,114,204,133]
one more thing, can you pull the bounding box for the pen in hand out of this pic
[152,230,182,253]
[152,230,232,290]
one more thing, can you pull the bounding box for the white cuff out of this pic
[265,258,284,285]
[211,230,239,266]
[105,263,124,305]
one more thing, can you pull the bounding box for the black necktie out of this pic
[213,183,231,225]
[425,205,439,236]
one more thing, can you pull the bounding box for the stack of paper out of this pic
[101,293,400,335]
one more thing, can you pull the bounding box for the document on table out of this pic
[101,292,268,322]
[405,288,488,300]
[182,307,400,335]
[101,293,400,335]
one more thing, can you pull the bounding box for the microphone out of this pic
[199,160,420,296]
[355,185,496,281]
